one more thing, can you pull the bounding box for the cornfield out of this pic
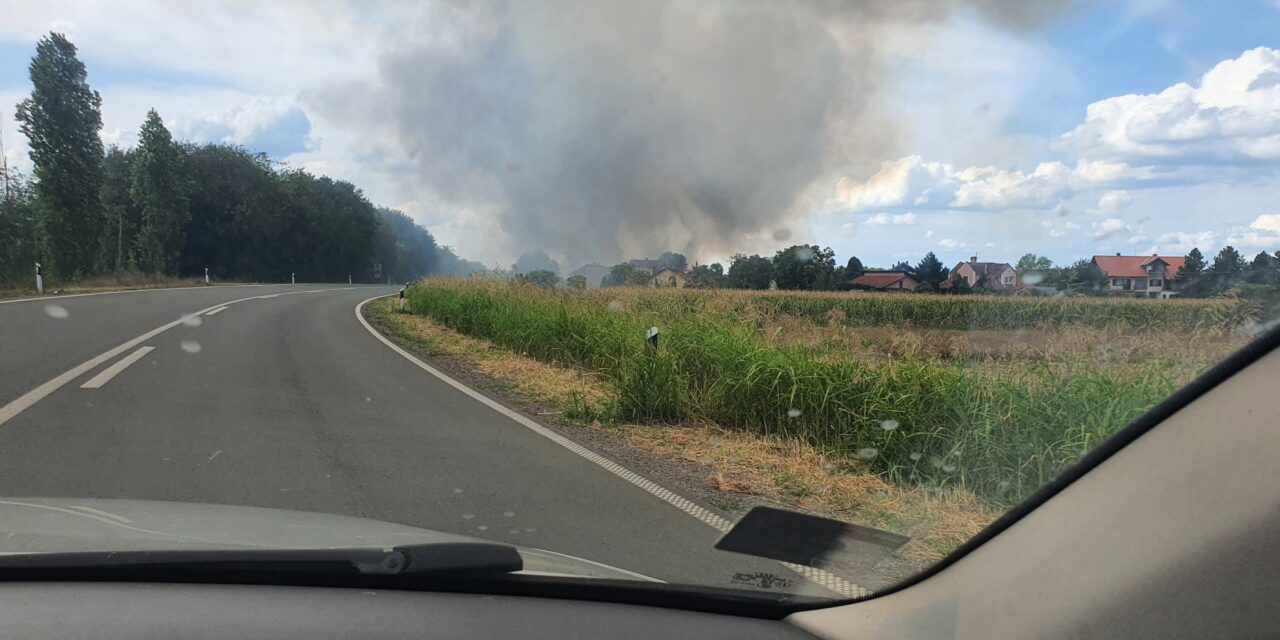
[404,279,1251,505]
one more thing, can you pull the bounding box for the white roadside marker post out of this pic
[398,285,406,312]
[204,267,210,285]
[349,274,352,285]
[35,262,43,294]
[647,326,659,352]
[291,272,295,285]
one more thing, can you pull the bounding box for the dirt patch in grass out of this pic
[367,297,995,563]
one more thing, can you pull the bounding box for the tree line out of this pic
[0,33,481,288]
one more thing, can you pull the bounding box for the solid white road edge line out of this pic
[80,346,155,389]
[204,306,228,316]
[353,295,868,600]
[0,288,354,428]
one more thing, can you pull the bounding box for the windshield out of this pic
[1,0,1278,604]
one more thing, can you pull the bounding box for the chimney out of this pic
[969,255,977,263]
[1115,252,1122,257]
[1152,253,1158,257]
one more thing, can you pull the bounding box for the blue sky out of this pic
[2,1,1280,269]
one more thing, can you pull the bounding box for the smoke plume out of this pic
[310,0,1071,266]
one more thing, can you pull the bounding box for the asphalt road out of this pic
[0,285,837,596]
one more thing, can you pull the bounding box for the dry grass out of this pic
[369,297,995,559]
[0,272,239,299]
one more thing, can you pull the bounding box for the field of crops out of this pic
[404,279,1253,505]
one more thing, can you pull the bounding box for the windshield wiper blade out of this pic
[0,542,523,577]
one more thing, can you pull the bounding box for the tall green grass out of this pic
[406,280,1200,505]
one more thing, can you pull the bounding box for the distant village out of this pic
[508,244,1280,299]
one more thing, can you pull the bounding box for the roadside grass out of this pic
[366,297,994,560]
[402,279,1222,506]
[0,271,244,300]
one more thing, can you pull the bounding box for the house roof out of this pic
[1092,255,1187,278]
[853,272,916,289]
[949,261,1019,289]
[650,267,686,277]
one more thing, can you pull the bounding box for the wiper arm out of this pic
[0,542,523,577]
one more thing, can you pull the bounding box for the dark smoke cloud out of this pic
[310,0,1071,266]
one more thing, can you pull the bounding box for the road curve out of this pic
[0,285,831,594]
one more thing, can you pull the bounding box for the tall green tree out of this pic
[1050,259,1109,294]
[914,252,948,291]
[659,251,687,271]
[726,253,773,289]
[0,163,39,285]
[15,33,105,278]
[602,262,635,287]
[1014,253,1053,274]
[844,256,865,280]
[1209,245,1247,277]
[772,244,835,290]
[100,146,139,271]
[1251,251,1276,270]
[687,262,725,288]
[130,109,190,273]
[1177,248,1206,279]
[520,269,560,288]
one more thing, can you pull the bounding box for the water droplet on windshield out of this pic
[908,452,923,461]
[44,304,68,319]
[503,511,515,518]
[998,480,1011,491]
[477,525,488,531]
[180,314,203,327]
[796,247,815,263]
[942,464,957,473]
[452,488,463,494]
[607,300,623,311]
[707,437,722,446]
[786,408,802,418]
[856,447,878,460]
[930,456,945,468]
[524,527,536,533]
[772,228,792,241]
[880,420,899,431]
[180,340,202,353]
[1022,272,1044,285]
[871,490,887,501]
[509,529,521,535]
[364,396,372,402]
[462,513,475,520]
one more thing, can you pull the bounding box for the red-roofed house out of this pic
[851,271,919,292]
[1091,254,1186,298]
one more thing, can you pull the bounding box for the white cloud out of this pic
[1091,217,1130,239]
[832,156,1172,213]
[1097,190,1132,213]
[938,238,967,249]
[1059,47,1280,164]
[834,156,959,210]
[1224,214,1280,248]
[1252,213,1280,233]
[924,229,934,238]
[864,212,918,225]
[1155,230,1217,254]
[1042,219,1080,238]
